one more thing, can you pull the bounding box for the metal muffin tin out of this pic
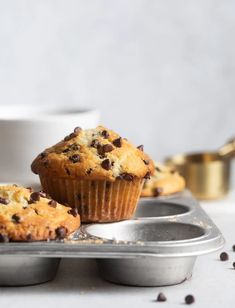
[0,190,224,287]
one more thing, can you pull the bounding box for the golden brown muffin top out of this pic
[31,126,154,182]
[0,185,80,242]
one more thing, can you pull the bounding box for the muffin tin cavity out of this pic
[85,221,205,242]
[134,200,189,218]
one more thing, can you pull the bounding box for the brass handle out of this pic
[218,137,235,159]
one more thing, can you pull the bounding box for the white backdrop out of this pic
[0,0,235,160]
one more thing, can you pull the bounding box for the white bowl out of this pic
[0,105,100,182]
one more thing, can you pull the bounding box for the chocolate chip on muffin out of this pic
[69,154,81,163]
[48,200,57,208]
[113,137,122,148]
[137,145,144,151]
[101,159,112,170]
[101,130,109,139]
[0,197,9,205]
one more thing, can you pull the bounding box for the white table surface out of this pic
[0,193,235,308]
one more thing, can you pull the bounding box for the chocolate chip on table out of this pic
[12,214,21,224]
[101,130,109,139]
[69,154,81,163]
[153,187,163,197]
[48,200,57,208]
[137,145,144,151]
[185,295,195,305]
[29,192,40,203]
[101,159,111,170]
[118,173,134,181]
[232,262,235,269]
[156,292,167,302]
[144,171,151,179]
[68,208,78,217]
[0,197,9,205]
[112,137,122,147]
[0,234,9,242]
[55,227,67,239]
[232,245,235,251]
[73,126,82,134]
[220,252,229,261]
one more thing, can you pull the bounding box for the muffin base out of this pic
[39,176,144,222]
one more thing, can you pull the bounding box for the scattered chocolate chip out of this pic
[65,168,70,175]
[144,171,151,179]
[185,295,195,305]
[68,208,78,217]
[0,234,9,242]
[74,126,82,134]
[137,145,144,151]
[156,292,167,302]
[156,166,162,172]
[40,152,47,159]
[101,130,109,139]
[69,154,81,163]
[90,139,100,148]
[34,209,39,215]
[55,227,67,239]
[118,173,134,181]
[113,137,122,147]
[143,159,149,165]
[233,262,235,269]
[48,200,57,208]
[101,159,111,170]
[232,245,235,251]
[29,192,40,203]
[0,197,9,205]
[12,214,21,224]
[153,187,163,197]
[39,191,47,198]
[220,252,229,261]
[86,168,93,174]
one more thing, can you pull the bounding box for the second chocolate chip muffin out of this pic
[31,126,154,222]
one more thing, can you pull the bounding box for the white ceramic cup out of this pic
[0,105,100,183]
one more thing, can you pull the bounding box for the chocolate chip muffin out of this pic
[0,185,80,241]
[141,163,185,197]
[31,126,154,222]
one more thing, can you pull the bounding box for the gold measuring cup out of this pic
[165,138,235,200]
